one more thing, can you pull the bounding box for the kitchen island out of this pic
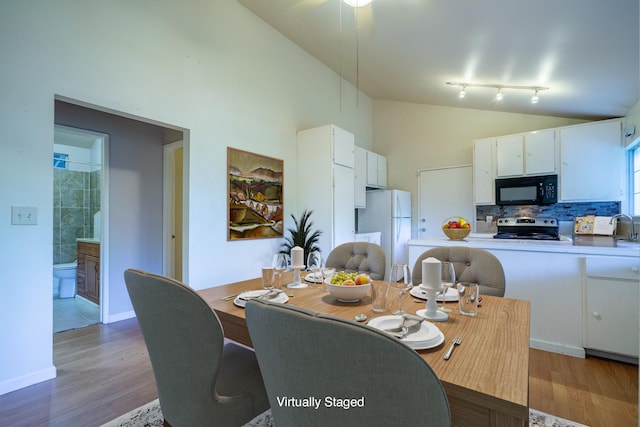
[409,235,639,359]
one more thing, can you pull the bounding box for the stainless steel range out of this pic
[494,217,560,240]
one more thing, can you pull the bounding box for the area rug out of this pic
[100,399,588,427]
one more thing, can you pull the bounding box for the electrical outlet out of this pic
[11,206,38,225]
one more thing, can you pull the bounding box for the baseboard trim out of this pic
[530,339,585,358]
[586,348,638,365]
[105,310,136,324]
[0,365,57,396]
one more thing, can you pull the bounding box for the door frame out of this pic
[53,124,110,323]
[163,140,184,280]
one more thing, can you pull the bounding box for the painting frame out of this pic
[227,147,284,241]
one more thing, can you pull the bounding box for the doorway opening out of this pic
[53,97,187,333]
[53,125,107,332]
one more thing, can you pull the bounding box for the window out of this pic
[53,152,69,169]
[633,145,640,215]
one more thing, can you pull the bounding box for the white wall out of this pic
[0,0,372,394]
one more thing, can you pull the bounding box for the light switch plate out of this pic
[11,206,38,225]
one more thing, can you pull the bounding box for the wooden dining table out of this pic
[199,272,531,427]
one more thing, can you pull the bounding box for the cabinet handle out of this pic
[592,312,601,319]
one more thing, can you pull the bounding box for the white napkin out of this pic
[421,257,441,290]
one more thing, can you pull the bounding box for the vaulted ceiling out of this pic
[237,0,639,120]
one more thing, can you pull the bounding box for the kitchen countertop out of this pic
[76,238,100,244]
[409,233,640,257]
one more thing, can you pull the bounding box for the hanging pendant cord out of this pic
[339,0,343,112]
[355,4,360,107]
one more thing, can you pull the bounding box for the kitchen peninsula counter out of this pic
[409,234,639,257]
[408,235,639,359]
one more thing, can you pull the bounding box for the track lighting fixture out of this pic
[446,82,549,104]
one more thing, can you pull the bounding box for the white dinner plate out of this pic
[410,286,458,301]
[304,272,323,283]
[367,315,445,350]
[233,289,289,308]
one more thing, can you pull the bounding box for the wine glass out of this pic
[439,262,456,312]
[272,253,290,289]
[389,264,412,315]
[307,251,324,286]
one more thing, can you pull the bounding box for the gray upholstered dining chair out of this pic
[412,246,506,297]
[325,241,386,280]
[245,298,451,427]
[124,269,270,427]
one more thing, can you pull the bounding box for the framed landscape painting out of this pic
[227,147,284,240]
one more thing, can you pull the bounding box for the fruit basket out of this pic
[442,216,471,240]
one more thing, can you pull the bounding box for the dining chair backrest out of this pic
[325,241,386,280]
[124,269,269,426]
[412,246,506,297]
[245,298,451,427]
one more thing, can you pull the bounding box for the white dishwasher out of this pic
[582,256,640,361]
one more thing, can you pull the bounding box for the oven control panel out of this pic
[496,217,558,228]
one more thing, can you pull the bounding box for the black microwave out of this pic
[495,175,557,206]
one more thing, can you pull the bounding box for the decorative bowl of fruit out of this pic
[325,271,371,302]
[442,216,471,240]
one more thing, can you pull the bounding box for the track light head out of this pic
[531,90,539,104]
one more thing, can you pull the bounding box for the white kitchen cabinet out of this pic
[559,120,624,202]
[355,231,381,245]
[583,256,640,358]
[366,151,387,188]
[473,138,495,205]
[496,130,555,177]
[524,129,556,175]
[354,146,367,208]
[297,125,355,258]
[496,134,524,176]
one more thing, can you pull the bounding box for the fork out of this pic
[444,336,462,360]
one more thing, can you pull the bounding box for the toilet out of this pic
[53,261,77,298]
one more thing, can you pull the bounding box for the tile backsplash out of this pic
[476,201,621,235]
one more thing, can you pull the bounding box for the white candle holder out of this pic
[287,265,307,289]
[416,286,448,322]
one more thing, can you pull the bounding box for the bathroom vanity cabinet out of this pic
[77,240,100,304]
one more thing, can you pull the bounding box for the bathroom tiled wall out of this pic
[53,169,100,264]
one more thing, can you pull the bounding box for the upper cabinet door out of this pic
[354,147,367,208]
[376,154,387,188]
[559,120,623,202]
[496,134,524,177]
[365,151,387,188]
[332,125,355,168]
[473,138,495,205]
[524,129,556,175]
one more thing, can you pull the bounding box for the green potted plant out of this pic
[280,209,322,259]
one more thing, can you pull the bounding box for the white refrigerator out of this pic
[357,189,412,280]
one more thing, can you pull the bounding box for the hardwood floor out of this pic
[0,318,637,427]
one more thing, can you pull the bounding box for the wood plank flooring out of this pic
[0,318,637,427]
